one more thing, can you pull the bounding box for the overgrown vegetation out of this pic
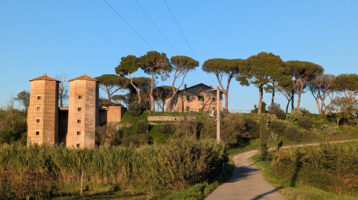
[0,138,227,199]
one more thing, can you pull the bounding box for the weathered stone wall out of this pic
[66,80,98,148]
[27,79,58,145]
[107,105,124,123]
[58,108,68,144]
[147,115,196,122]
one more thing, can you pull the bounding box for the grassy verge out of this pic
[250,141,358,200]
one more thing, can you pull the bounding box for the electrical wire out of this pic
[103,0,154,50]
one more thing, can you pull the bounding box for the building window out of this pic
[76,131,81,135]
[36,119,40,123]
[35,131,40,135]
[186,106,189,111]
[78,96,82,99]
[199,108,203,112]
[78,107,82,111]
[77,120,81,123]
[37,96,41,100]
[198,96,204,101]
[186,95,190,101]
[36,107,40,111]
[76,144,80,148]
[212,97,216,102]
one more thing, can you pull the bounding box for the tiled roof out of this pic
[30,74,58,81]
[69,74,97,82]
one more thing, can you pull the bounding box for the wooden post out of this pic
[80,170,84,196]
[216,87,221,143]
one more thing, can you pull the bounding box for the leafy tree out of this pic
[328,97,356,127]
[115,55,142,103]
[96,74,129,103]
[55,74,69,107]
[276,84,295,113]
[166,56,199,111]
[111,94,128,105]
[309,74,336,115]
[153,86,172,112]
[244,52,286,114]
[139,51,172,111]
[285,60,324,111]
[204,58,248,111]
[333,74,358,105]
[14,90,29,111]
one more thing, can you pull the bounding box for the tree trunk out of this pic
[286,98,291,114]
[128,73,141,103]
[224,91,229,111]
[258,86,263,114]
[314,97,323,115]
[291,90,295,110]
[150,72,155,111]
[162,101,165,112]
[166,97,172,112]
[296,81,304,111]
[271,82,275,105]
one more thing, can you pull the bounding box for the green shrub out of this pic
[268,103,286,120]
[297,116,313,129]
[128,102,144,116]
[159,124,175,134]
[0,138,227,197]
[136,120,149,134]
[271,144,358,195]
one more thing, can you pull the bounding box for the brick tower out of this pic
[66,74,98,148]
[27,74,59,145]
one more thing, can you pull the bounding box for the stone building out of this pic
[27,74,126,148]
[166,83,223,112]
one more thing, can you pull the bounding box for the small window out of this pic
[36,107,40,111]
[212,98,216,102]
[78,96,82,99]
[186,95,190,101]
[77,120,81,123]
[199,109,203,112]
[198,96,204,101]
[37,96,41,100]
[76,144,80,148]
[186,106,189,111]
[78,107,82,111]
[76,131,81,135]
[35,131,40,135]
[36,119,40,123]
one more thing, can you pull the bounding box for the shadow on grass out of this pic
[54,190,148,200]
[250,186,284,200]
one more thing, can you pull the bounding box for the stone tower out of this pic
[27,74,59,145]
[66,74,98,148]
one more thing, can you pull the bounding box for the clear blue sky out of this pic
[1,0,358,112]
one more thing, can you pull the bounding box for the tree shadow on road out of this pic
[227,166,259,182]
[249,186,283,200]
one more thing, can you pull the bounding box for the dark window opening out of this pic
[78,107,82,111]
[36,107,40,111]
[35,131,40,135]
[76,131,81,135]
[77,120,81,123]
[36,119,40,123]
[37,96,41,100]
[186,106,189,111]
[78,96,82,99]
[186,95,190,101]
[212,98,216,102]
[76,144,80,148]
[198,96,204,101]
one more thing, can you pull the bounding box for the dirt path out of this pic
[205,139,358,200]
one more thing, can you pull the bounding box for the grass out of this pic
[250,141,358,200]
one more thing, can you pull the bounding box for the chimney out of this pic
[184,84,187,90]
[210,85,213,88]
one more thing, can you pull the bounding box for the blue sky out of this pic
[1,0,358,112]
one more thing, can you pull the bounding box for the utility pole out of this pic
[216,87,221,143]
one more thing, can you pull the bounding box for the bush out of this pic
[159,124,175,134]
[128,102,144,116]
[136,120,149,134]
[271,144,358,194]
[297,116,313,129]
[268,103,286,120]
[0,138,227,197]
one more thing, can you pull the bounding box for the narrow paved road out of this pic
[206,139,358,200]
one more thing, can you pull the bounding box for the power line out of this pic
[162,0,198,59]
[134,0,179,54]
[103,0,154,50]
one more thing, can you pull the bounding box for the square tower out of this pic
[66,74,98,148]
[27,74,59,145]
